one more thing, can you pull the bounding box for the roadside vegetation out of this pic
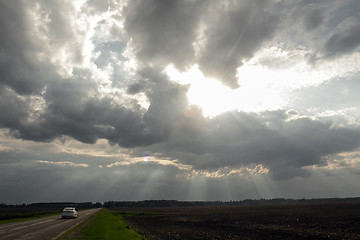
[0,209,60,224]
[58,209,147,240]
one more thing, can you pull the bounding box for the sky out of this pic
[1,0,360,204]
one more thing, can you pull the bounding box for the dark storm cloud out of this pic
[20,80,150,146]
[140,67,191,143]
[0,1,55,95]
[126,82,145,95]
[0,87,30,130]
[124,0,279,88]
[198,0,279,88]
[303,8,324,31]
[147,110,360,180]
[271,0,360,63]
[124,0,205,70]
[0,64,191,148]
[324,23,360,57]
[1,3,191,147]
[0,1,188,146]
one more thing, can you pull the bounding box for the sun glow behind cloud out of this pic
[166,47,359,117]
[165,64,286,117]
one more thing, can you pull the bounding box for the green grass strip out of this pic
[60,209,146,240]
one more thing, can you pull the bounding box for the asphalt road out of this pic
[0,208,101,240]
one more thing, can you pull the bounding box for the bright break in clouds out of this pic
[0,0,360,203]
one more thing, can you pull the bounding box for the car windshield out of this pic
[63,208,75,211]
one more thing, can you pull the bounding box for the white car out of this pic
[61,207,78,219]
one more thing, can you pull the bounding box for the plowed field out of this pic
[122,203,360,240]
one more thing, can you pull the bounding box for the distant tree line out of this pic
[103,197,360,208]
[2,197,359,209]
[0,202,102,209]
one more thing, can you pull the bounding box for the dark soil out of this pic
[122,202,360,240]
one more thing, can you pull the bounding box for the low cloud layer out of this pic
[1,0,360,203]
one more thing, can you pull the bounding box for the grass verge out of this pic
[58,209,147,240]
